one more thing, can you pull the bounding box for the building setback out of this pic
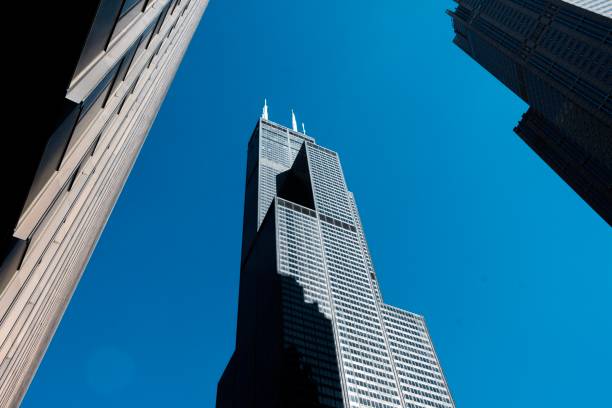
[447,0,612,225]
[0,1,208,406]
[217,110,455,408]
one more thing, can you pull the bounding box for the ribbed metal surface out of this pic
[0,1,209,405]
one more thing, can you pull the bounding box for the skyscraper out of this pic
[0,1,208,405]
[447,0,611,225]
[217,107,455,408]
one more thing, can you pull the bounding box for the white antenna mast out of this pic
[291,109,298,131]
[262,99,269,120]
[302,122,306,134]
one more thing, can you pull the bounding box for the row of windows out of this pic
[383,311,426,333]
[388,335,434,359]
[382,307,425,328]
[391,347,440,373]
[344,362,399,392]
[277,197,317,217]
[391,352,441,376]
[404,390,453,408]
[395,367,447,390]
[277,206,332,318]
[388,327,429,344]
[307,144,355,225]
[261,133,291,166]
[346,370,397,395]
[330,278,375,308]
[317,214,401,396]
[403,384,452,405]
[539,25,610,83]
[279,273,343,408]
[395,362,443,382]
[339,319,385,341]
[389,342,439,367]
[386,318,427,337]
[388,335,433,358]
[341,332,388,358]
[341,344,390,369]
[528,50,608,114]
[482,0,537,38]
[338,311,384,339]
[258,164,285,226]
[556,3,611,41]
[260,121,315,143]
[341,338,394,369]
[347,382,401,408]
[404,379,450,398]
[385,314,426,333]
[348,193,384,304]
[344,356,394,379]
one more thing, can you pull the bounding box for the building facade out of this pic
[561,0,611,16]
[217,112,455,408]
[0,1,208,406]
[447,0,612,225]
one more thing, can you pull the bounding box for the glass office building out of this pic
[217,114,455,408]
[448,0,612,225]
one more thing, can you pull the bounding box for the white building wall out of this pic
[0,1,209,406]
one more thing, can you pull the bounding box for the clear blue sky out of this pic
[23,1,611,407]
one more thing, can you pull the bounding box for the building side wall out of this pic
[0,1,209,405]
[515,108,612,224]
[448,0,611,224]
[382,305,455,408]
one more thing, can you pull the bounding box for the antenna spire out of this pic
[262,99,269,120]
[302,122,306,134]
[291,109,298,132]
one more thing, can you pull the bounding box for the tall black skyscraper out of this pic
[447,0,611,225]
[217,107,455,408]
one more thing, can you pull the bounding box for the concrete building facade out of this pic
[0,1,209,405]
